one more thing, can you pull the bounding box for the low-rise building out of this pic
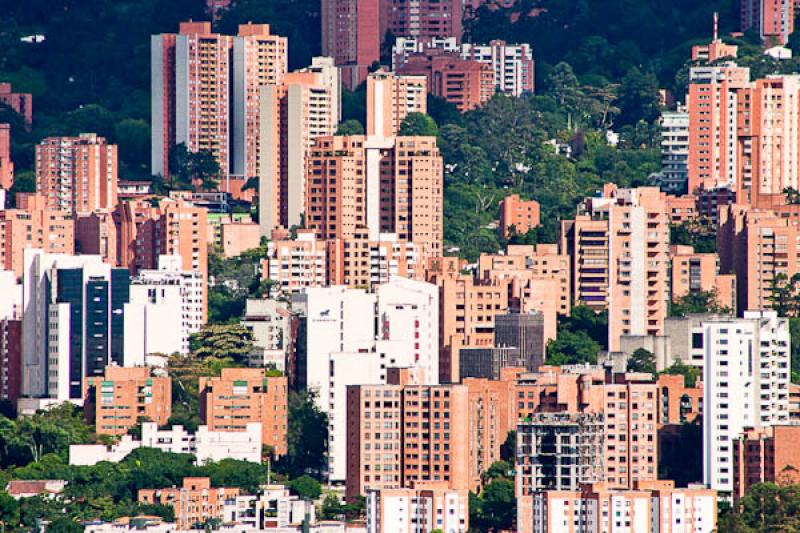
[518,481,717,533]
[499,194,540,238]
[199,368,288,456]
[138,477,240,529]
[366,483,469,533]
[84,366,171,436]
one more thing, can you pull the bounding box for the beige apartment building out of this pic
[84,366,172,436]
[560,185,670,351]
[669,244,736,310]
[366,69,427,137]
[345,370,470,500]
[35,134,118,215]
[152,22,288,181]
[718,203,800,312]
[306,135,443,260]
[0,193,74,277]
[199,368,288,455]
[139,477,240,530]
[259,58,339,234]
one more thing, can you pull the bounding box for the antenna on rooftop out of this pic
[713,12,719,42]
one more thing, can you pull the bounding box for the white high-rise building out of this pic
[21,249,131,401]
[126,255,204,358]
[298,278,439,482]
[658,106,690,193]
[702,310,790,497]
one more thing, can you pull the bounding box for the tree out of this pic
[547,62,580,110]
[336,119,364,135]
[482,460,513,485]
[546,330,601,366]
[203,459,269,494]
[189,324,255,364]
[289,475,322,500]
[616,67,661,126]
[398,112,438,136]
[499,430,515,462]
[167,143,220,191]
[627,348,656,374]
[670,290,730,317]
[479,477,515,531]
[768,273,800,317]
[275,391,328,479]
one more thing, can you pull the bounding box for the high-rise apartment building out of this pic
[297,281,439,481]
[346,378,470,500]
[152,21,232,178]
[498,194,540,238]
[686,64,750,195]
[327,232,422,288]
[264,230,329,295]
[394,37,535,97]
[669,245,736,311]
[241,299,296,374]
[114,197,208,320]
[84,366,172,436]
[702,310,790,498]
[560,186,670,351]
[733,425,800,500]
[461,40,534,96]
[741,0,796,45]
[0,194,74,277]
[0,123,13,189]
[321,0,381,88]
[398,51,494,111]
[22,249,130,401]
[35,134,118,215]
[126,255,204,357]
[387,0,463,44]
[718,204,800,312]
[366,70,427,137]
[259,59,339,234]
[199,368,289,456]
[232,23,288,179]
[306,135,443,258]
[658,106,689,194]
[518,481,717,533]
[152,22,287,180]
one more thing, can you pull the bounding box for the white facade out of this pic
[392,37,534,96]
[241,298,293,372]
[70,435,141,466]
[21,249,114,399]
[302,280,439,482]
[658,106,689,193]
[376,277,439,384]
[0,269,22,320]
[702,310,790,497]
[69,423,262,466]
[366,487,468,533]
[266,232,328,296]
[127,255,204,356]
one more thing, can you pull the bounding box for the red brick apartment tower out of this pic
[35,134,118,215]
[152,22,233,178]
[322,0,381,88]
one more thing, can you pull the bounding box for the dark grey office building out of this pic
[494,312,545,372]
[459,346,523,380]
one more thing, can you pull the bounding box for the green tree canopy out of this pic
[189,323,255,364]
[398,112,438,136]
[336,119,364,135]
[627,348,656,375]
[289,475,322,500]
